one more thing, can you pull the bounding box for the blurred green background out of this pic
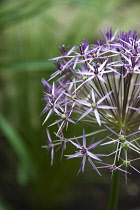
[0,0,140,209]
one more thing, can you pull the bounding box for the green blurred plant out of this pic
[0,114,37,185]
[1,0,140,209]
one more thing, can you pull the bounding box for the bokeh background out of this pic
[0,0,140,209]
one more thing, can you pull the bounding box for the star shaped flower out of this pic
[77,90,117,126]
[66,130,105,175]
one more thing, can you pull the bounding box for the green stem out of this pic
[108,169,120,210]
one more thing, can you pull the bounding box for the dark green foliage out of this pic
[1,0,140,209]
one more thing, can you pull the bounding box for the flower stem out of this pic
[108,167,120,210]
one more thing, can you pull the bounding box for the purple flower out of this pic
[41,29,140,179]
[42,129,54,166]
[77,90,117,126]
[48,104,75,134]
[102,125,140,162]
[53,131,68,160]
[97,162,130,176]
[41,79,64,124]
[100,28,118,43]
[121,54,140,77]
[112,157,140,183]
[129,106,140,111]
[66,130,104,175]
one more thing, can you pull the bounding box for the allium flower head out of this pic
[41,29,140,179]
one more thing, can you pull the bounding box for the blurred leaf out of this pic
[0,0,94,30]
[0,0,51,30]
[0,61,55,72]
[0,194,11,210]
[0,114,37,185]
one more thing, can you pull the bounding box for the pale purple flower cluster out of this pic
[41,29,140,179]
